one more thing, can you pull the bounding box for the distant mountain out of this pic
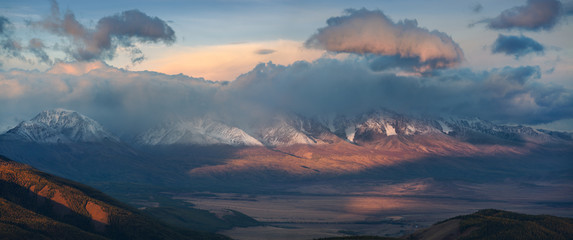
[135,109,570,148]
[317,209,573,240]
[247,114,341,146]
[328,110,441,141]
[4,109,118,143]
[0,155,229,240]
[1,108,572,188]
[3,108,571,148]
[0,109,163,186]
[322,110,569,146]
[135,118,263,146]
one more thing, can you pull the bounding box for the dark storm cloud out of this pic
[34,0,175,63]
[480,0,564,31]
[492,34,544,58]
[305,8,464,73]
[225,60,571,125]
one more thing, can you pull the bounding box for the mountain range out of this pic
[4,108,570,148]
[0,108,571,187]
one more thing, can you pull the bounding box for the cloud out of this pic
[492,34,544,58]
[1,16,55,66]
[33,0,175,64]
[471,3,484,13]
[224,60,572,125]
[46,61,109,75]
[0,61,221,133]
[481,0,564,31]
[0,16,25,64]
[1,58,572,134]
[0,16,9,34]
[564,1,573,15]
[305,8,464,72]
[28,38,52,65]
[131,40,324,81]
[255,49,276,55]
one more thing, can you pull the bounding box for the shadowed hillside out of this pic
[0,155,229,240]
[410,209,573,240]
[316,209,573,240]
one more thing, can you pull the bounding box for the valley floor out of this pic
[168,179,573,240]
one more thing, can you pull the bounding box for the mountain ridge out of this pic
[3,108,571,148]
[1,108,571,185]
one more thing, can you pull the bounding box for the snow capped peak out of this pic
[247,113,339,146]
[135,118,263,146]
[251,115,317,146]
[32,108,85,125]
[2,108,567,147]
[5,109,118,143]
[321,110,443,143]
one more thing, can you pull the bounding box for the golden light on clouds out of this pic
[47,61,108,75]
[132,40,325,81]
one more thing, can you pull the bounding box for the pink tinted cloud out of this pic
[305,9,464,72]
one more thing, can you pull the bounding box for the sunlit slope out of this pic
[0,155,229,240]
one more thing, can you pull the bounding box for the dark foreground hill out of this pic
[0,155,229,240]
[317,209,573,240]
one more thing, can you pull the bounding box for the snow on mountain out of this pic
[317,109,570,146]
[322,110,442,143]
[354,111,441,138]
[135,118,263,146]
[439,117,551,141]
[137,113,342,147]
[4,109,119,143]
[249,114,338,147]
[9,108,563,147]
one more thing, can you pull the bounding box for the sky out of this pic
[1,0,572,133]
